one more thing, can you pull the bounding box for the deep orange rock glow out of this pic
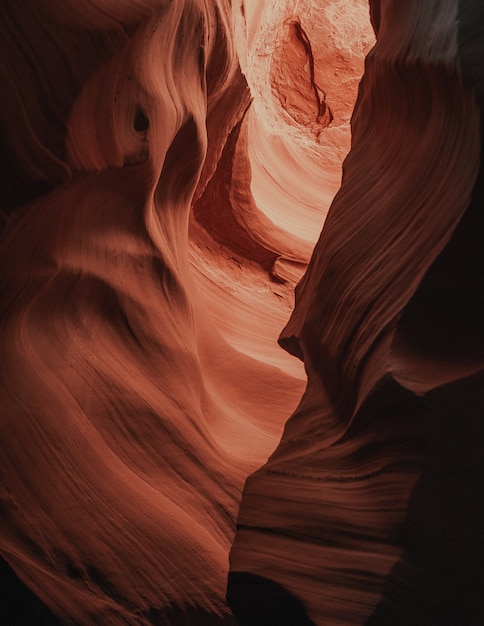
[1,1,483,625]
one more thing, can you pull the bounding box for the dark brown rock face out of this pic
[228,1,484,624]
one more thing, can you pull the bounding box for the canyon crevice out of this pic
[0,1,483,625]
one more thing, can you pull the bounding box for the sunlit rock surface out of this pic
[1,0,483,625]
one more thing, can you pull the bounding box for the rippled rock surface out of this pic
[0,1,306,623]
[1,0,483,625]
[228,0,484,624]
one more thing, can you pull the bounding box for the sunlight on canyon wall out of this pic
[1,0,483,625]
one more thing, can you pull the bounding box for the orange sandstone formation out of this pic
[1,0,482,625]
[228,1,484,625]
[0,1,304,623]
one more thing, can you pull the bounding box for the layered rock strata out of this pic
[228,1,484,624]
[2,0,482,624]
[0,1,305,623]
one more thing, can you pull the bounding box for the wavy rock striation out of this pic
[228,1,484,624]
[0,1,306,623]
[2,0,482,624]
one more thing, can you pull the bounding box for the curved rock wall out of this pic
[0,1,305,623]
[1,0,483,624]
[228,1,484,624]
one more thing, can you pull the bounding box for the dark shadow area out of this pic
[0,555,239,626]
[153,605,237,626]
[227,572,316,626]
[367,8,484,620]
[394,153,484,376]
[134,108,150,132]
[365,371,484,625]
[393,0,484,380]
[0,558,62,626]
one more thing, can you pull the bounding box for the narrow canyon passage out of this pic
[0,1,483,625]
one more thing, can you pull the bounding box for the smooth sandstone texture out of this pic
[1,0,482,625]
[229,1,484,625]
[0,1,304,623]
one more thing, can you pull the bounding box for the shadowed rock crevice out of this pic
[0,558,62,626]
[365,373,484,626]
[227,572,316,626]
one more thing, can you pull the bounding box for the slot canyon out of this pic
[0,0,483,624]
